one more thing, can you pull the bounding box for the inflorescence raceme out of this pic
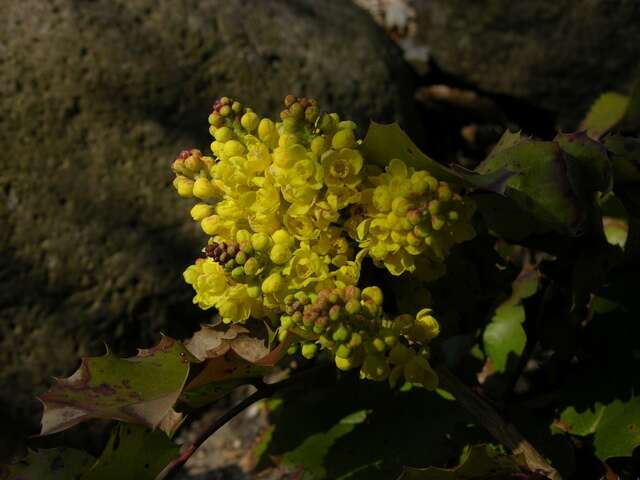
[172,95,475,388]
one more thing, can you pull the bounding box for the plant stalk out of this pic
[436,366,561,480]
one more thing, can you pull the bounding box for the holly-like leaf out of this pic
[362,122,460,182]
[0,448,95,480]
[476,140,589,235]
[555,131,612,194]
[82,424,178,480]
[361,122,515,193]
[38,336,194,435]
[604,135,640,184]
[180,324,286,408]
[399,444,524,480]
[280,410,370,478]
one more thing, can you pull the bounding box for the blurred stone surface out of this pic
[413,0,640,127]
[0,0,418,445]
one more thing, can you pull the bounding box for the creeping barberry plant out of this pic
[4,82,640,480]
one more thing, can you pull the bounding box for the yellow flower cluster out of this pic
[172,95,475,388]
[174,96,366,324]
[347,159,475,276]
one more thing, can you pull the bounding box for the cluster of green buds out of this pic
[279,286,440,389]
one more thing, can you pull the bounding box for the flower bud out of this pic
[331,128,356,149]
[193,177,218,199]
[200,215,220,235]
[223,140,246,158]
[301,343,318,359]
[361,286,383,307]
[174,176,194,197]
[261,273,282,294]
[251,233,272,252]
[241,111,260,131]
[190,203,215,221]
[270,244,292,264]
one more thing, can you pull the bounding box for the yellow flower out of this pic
[284,245,329,289]
[322,148,363,189]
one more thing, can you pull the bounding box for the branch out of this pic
[436,366,561,480]
[157,364,331,480]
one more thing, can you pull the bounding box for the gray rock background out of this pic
[413,0,640,127]
[0,0,419,451]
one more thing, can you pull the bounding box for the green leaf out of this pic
[1,448,95,480]
[558,398,640,460]
[266,375,491,480]
[399,444,524,480]
[580,92,630,139]
[361,122,514,193]
[555,131,612,193]
[362,122,459,182]
[604,135,640,184]
[281,410,370,478]
[476,140,589,235]
[483,311,526,374]
[82,424,179,480]
[38,336,194,435]
[554,302,640,461]
[580,80,640,138]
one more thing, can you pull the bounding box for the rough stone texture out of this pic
[0,0,418,446]
[414,0,640,127]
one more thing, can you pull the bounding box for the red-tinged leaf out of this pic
[38,336,194,436]
[556,131,612,194]
[180,325,288,408]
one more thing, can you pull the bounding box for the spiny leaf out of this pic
[604,135,640,184]
[0,448,95,480]
[82,424,178,480]
[280,410,370,479]
[361,122,514,193]
[398,444,524,480]
[476,140,589,235]
[180,324,286,408]
[362,122,459,182]
[38,336,193,435]
[555,131,612,194]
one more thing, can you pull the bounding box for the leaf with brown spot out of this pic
[38,336,194,435]
[180,324,288,408]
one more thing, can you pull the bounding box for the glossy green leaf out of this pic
[38,336,194,435]
[580,80,640,138]
[361,123,514,193]
[82,424,179,480]
[281,410,370,478]
[362,122,459,182]
[476,140,588,235]
[399,444,524,480]
[1,448,95,480]
[266,375,491,480]
[556,131,612,193]
[604,135,640,184]
[580,92,629,139]
[559,397,640,460]
[483,311,526,374]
